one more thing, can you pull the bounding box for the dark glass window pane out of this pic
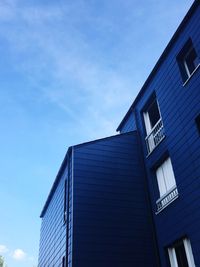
[195,114,200,134]
[148,100,160,128]
[63,180,67,222]
[175,242,189,267]
[185,48,198,74]
[177,38,199,82]
[62,256,65,267]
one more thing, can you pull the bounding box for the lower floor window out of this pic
[168,238,195,267]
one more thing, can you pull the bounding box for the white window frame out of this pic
[143,99,161,135]
[177,39,200,85]
[183,46,199,79]
[156,157,176,197]
[143,98,165,154]
[168,238,195,267]
[184,47,194,78]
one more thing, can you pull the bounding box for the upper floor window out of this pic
[156,157,178,213]
[168,238,195,267]
[143,97,165,154]
[195,114,200,135]
[177,38,200,83]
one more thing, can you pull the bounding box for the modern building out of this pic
[38,1,200,267]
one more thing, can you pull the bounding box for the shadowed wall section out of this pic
[72,132,158,267]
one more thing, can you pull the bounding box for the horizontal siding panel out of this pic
[73,132,157,267]
[120,4,200,267]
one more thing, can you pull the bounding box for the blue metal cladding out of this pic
[68,155,73,267]
[119,2,200,267]
[38,153,73,267]
[72,132,158,267]
[38,169,67,267]
[119,111,137,133]
[38,2,200,267]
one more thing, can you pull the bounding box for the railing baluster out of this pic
[145,118,165,154]
[156,187,178,213]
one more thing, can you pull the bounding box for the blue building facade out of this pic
[38,1,200,267]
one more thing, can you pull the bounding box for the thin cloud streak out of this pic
[0,0,135,138]
[0,1,193,140]
[0,244,8,254]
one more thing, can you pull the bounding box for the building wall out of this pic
[72,132,159,267]
[119,2,200,267]
[38,166,69,267]
[67,154,73,267]
[119,111,137,133]
[39,3,200,267]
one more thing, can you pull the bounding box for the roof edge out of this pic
[116,0,199,132]
[73,130,137,149]
[40,147,72,218]
[40,131,137,218]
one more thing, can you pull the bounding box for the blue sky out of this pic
[0,0,194,266]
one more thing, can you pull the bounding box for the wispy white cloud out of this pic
[0,0,193,142]
[0,0,16,21]
[12,248,26,261]
[0,0,136,139]
[0,244,35,264]
[0,244,9,254]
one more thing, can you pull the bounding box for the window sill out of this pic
[155,186,178,214]
[183,63,200,86]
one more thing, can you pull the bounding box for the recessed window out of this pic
[195,114,200,134]
[62,256,65,267]
[168,238,195,267]
[156,157,178,213]
[177,38,199,83]
[144,99,161,131]
[143,97,165,154]
[156,157,176,197]
[63,180,67,223]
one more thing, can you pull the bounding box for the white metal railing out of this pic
[156,186,178,213]
[145,118,165,155]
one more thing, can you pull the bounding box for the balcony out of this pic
[145,118,165,155]
[156,186,178,214]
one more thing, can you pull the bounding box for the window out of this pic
[144,98,161,133]
[168,238,195,267]
[63,180,67,223]
[156,157,178,212]
[195,114,200,134]
[143,97,165,154]
[177,38,200,83]
[156,157,176,197]
[62,256,65,267]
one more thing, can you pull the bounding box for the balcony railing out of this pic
[156,186,178,213]
[145,118,165,155]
